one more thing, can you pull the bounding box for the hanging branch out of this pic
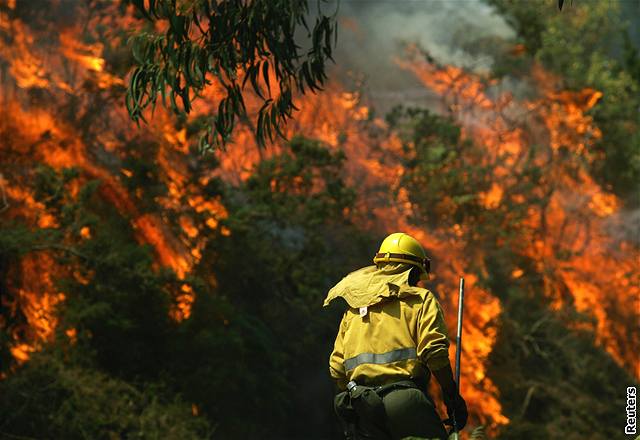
[125,0,339,152]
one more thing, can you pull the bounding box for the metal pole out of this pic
[453,277,465,439]
[455,277,464,389]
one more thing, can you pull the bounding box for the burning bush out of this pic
[0,0,637,439]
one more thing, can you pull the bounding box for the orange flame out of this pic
[2,4,636,433]
[404,53,638,381]
[1,4,228,359]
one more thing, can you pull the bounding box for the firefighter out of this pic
[324,232,467,440]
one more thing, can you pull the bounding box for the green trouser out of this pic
[383,387,448,440]
[334,381,448,440]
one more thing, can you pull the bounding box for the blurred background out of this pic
[0,0,638,438]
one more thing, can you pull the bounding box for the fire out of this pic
[481,183,504,209]
[0,1,228,358]
[9,344,33,363]
[1,18,49,89]
[587,192,617,217]
[6,253,66,363]
[403,52,639,380]
[1,2,636,434]
[79,226,91,239]
[404,227,507,426]
[59,30,105,72]
[229,43,637,428]
[209,79,509,426]
[65,327,77,343]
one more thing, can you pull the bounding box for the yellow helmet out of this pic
[373,232,430,280]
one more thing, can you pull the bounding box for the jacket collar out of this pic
[323,263,419,309]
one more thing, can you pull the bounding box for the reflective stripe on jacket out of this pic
[326,264,450,390]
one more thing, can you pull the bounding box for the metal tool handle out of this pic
[452,277,465,439]
[455,277,464,391]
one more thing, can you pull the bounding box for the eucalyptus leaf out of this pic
[125,0,339,150]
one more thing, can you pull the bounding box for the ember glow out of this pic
[403,52,639,379]
[1,1,637,434]
[0,1,226,358]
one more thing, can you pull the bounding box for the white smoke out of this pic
[327,0,516,113]
[605,208,640,247]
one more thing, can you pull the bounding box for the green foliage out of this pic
[0,351,211,439]
[490,0,551,56]
[387,106,489,230]
[121,149,169,212]
[125,0,338,151]
[386,106,545,256]
[165,289,292,438]
[0,167,83,371]
[214,137,360,323]
[488,295,637,440]
[60,232,177,378]
[0,166,177,379]
[4,2,637,438]
[198,136,368,437]
[392,103,636,438]
[242,135,356,225]
[1,137,366,438]
[490,0,640,206]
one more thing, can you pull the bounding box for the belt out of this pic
[348,378,421,399]
[376,379,421,397]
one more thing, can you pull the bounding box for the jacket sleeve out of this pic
[329,313,348,390]
[416,292,450,371]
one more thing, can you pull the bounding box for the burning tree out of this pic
[0,0,638,439]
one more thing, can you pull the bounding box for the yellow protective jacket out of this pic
[324,264,450,390]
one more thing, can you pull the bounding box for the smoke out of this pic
[328,0,515,113]
[606,208,640,247]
